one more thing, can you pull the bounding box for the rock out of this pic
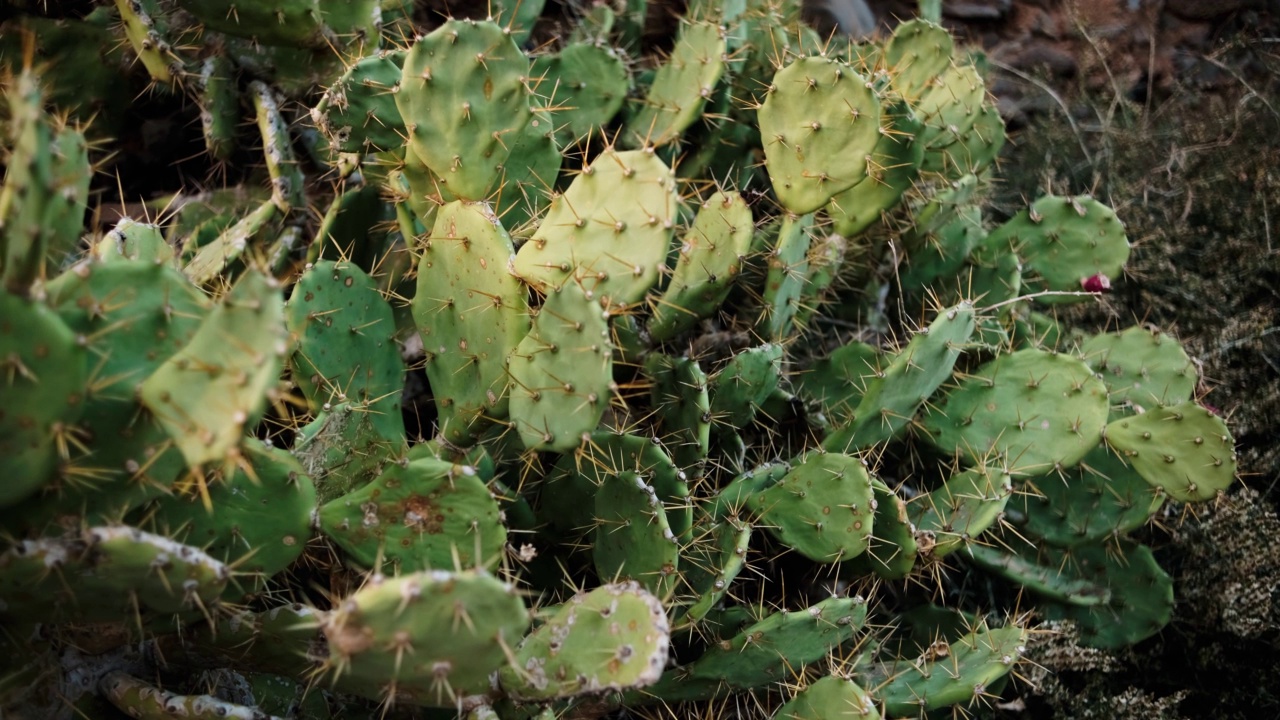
[1010,43,1078,77]
[943,0,1012,20]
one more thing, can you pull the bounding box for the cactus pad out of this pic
[513,149,678,307]
[748,452,875,563]
[414,200,530,444]
[824,302,975,452]
[1078,326,1198,413]
[395,19,534,202]
[923,348,1111,477]
[985,195,1130,302]
[320,457,506,571]
[286,260,404,437]
[1103,402,1236,502]
[321,569,528,705]
[873,624,1027,715]
[140,271,286,473]
[649,190,754,342]
[593,471,681,597]
[500,582,670,700]
[508,282,614,451]
[758,57,881,214]
[774,675,880,720]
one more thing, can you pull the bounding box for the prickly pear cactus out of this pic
[0,6,1239,719]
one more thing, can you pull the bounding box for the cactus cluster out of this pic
[0,1,1238,719]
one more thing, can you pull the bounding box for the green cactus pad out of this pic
[141,271,286,473]
[537,431,689,539]
[922,348,1111,477]
[531,43,629,144]
[796,340,885,423]
[758,57,882,215]
[965,542,1109,608]
[513,149,679,307]
[320,457,506,571]
[1078,326,1198,413]
[113,0,182,85]
[625,21,727,147]
[709,344,783,429]
[197,54,239,162]
[827,99,926,238]
[293,401,407,503]
[1043,541,1174,648]
[824,302,975,452]
[1103,402,1236,502]
[947,240,1022,310]
[792,232,848,328]
[309,183,392,271]
[873,624,1027,716]
[924,101,1006,178]
[748,452,875,563]
[1016,443,1163,547]
[645,353,712,472]
[852,478,918,580]
[183,199,281,286]
[0,68,92,293]
[508,283,614,451]
[138,440,315,599]
[414,200,530,444]
[396,19,533,202]
[914,63,987,153]
[0,293,87,508]
[500,581,670,700]
[492,110,563,234]
[711,462,791,521]
[883,19,955,99]
[593,471,682,597]
[250,82,304,212]
[984,195,1130,302]
[968,540,1173,649]
[11,259,209,529]
[773,675,880,720]
[492,0,547,45]
[648,190,754,342]
[286,260,404,438]
[321,569,528,706]
[0,527,229,624]
[910,466,1014,557]
[181,0,378,49]
[646,595,868,701]
[312,50,407,154]
[900,204,986,292]
[759,212,814,340]
[679,518,752,623]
